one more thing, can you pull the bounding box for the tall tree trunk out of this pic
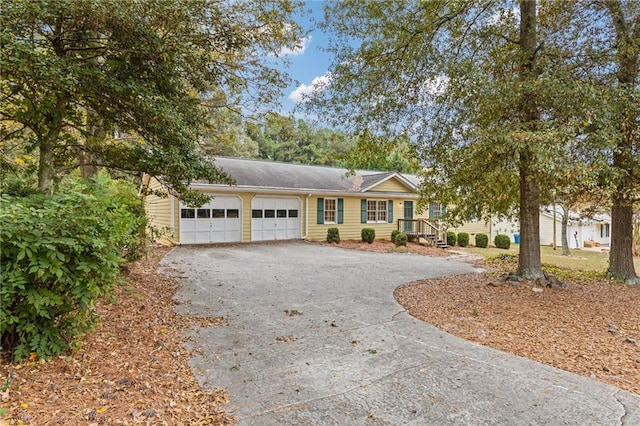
[79,121,103,180]
[561,205,570,256]
[517,151,543,279]
[610,203,637,283]
[516,0,544,279]
[37,137,55,192]
[604,1,639,284]
[37,97,67,191]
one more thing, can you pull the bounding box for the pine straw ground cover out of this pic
[0,247,234,425]
[2,241,638,425]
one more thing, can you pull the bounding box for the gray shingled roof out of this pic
[200,157,418,193]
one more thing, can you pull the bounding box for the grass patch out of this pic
[463,244,640,273]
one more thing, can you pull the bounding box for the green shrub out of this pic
[457,232,469,247]
[475,233,489,248]
[0,174,146,361]
[394,232,408,246]
[494,234,511,249]
[327,227,340,243]
[446,231,457,246]
[391,229,401,243]
[361,227,376,244]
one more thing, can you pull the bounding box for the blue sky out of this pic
[278,1,331,114]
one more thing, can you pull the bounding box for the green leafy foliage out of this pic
[361,228,376,244]
[494,234,512,250]
[457,232,469,248]
[394,232,408,247]
[391,229,401,243]
[0,175,146,361]
[446,232,457,247]
[326,227,341,244]
[308,1,639,281]
[0,0,303,195]
[475,233,489,248]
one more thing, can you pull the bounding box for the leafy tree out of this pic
[200,109,259,158]
[535,1,638,282]
[0,0,303,203]
[310,1,570,281]
[593,2,639,283]
[309,1,638,283]
[246,112,353,166]
[339,131,419,173]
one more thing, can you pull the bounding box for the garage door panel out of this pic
[179,197,241,244]
[251,197,301,242]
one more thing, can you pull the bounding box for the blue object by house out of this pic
[514,234,520,244]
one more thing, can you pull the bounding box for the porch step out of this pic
[436,240,450,249]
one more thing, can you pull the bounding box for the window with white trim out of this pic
[367,200,387,223]
[324,198,337,223]
[429,202,445,220]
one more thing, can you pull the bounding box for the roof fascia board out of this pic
[361,173,418,192]
[189,183,419,198]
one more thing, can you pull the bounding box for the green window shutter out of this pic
[442,204,447,217]
[388,200,393,223]
[317,198,324,224]
[361,199,367,223]
[337,198,344,224]
[429,202,435,219]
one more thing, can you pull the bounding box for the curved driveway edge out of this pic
[160,242,640,425]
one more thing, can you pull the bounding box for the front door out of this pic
[403,201,414,233]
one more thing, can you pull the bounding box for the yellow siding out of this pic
[306,195,405,241]
[368,177,411,193]
[144,176,177,245]
[145,179,415,244]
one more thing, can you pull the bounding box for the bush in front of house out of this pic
[0,174,146,361]
[391,229,401,243]
[475,233,489,248]
[361,227,376,244]
[446,231,457,246]
[394,232,408,246]
[327,227,340,243]
[494,234,511,249]
[457,232,469,247]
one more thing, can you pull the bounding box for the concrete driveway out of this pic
[161,242,639,425]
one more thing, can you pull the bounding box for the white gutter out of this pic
[303,193,312,239]
[188,183,419,199]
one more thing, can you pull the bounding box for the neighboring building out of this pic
[143,157,431,245]
[451,208,612,249]
[539,208,611,249]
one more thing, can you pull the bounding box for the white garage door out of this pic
[180,196,242,244]
[251,197,301,241]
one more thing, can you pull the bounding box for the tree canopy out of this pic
[1,0,304,204]
[307,0,638,283]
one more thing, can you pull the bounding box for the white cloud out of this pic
[288,72,332,103]
[279,35,312,57]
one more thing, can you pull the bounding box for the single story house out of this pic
[143,157,441,245]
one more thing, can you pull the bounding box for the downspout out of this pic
[170,194,175,240]
[303,193,312,239]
